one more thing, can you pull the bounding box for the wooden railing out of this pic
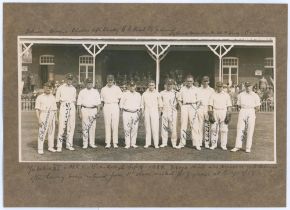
[21,98,274,112]
[231,99,274,112]
[21,98,36,111]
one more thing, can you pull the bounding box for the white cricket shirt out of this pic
[199,86,215,107]
[120,91,142,111]
[77,88,101,107]
[55,84,76,103]
[100,85,122,104]
[141,89,163,110]
[178,86,200,104]
[35,93,57,111]
[160,89,178,109]
[237,91,261,109]
[208,91,232,110]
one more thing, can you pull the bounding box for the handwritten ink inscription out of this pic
[181,103,201,141]
[23,25,273,36]
[38,108,52,142]
[81,114,97,140]
[26,164,278,184]
[241,116,250,142]
[124,111,141,138]
[58,103,73,147]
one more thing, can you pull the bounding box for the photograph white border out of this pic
[18,36,276,164]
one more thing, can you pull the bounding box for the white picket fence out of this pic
[21,98,36,111]
[21,98,274,112]
[231,98,274,112]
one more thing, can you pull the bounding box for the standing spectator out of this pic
[26,74,31,92]
[223,84,230,94]
[194,80,200,87]
[30,73,36,92]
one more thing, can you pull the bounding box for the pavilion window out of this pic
[79,55,94,84]
[264,57,274,78]
[222,57,239,86]
[39,55,55,65]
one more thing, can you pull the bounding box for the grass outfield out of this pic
[21,111,274,162]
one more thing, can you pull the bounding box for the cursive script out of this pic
[58,103,73,147]
[26,164,277,185]
[124,111,141,139]
[81,114,97,140]
[181,102,201,141]
[161,93,178,137]
[38,108,53,142]
[241,116,250,142]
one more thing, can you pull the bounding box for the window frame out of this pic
[222,57,239,85]
[264,57,273,68]
[79,55,94,84]
[39,55,55,65]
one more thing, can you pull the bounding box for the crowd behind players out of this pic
[35,73,264,156]
[23,72,274,107]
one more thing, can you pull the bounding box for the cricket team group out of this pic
[35,73,261,155]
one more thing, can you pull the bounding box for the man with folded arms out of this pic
[77,78,101,149]
[120,81,142,149]
[231,82,261,153]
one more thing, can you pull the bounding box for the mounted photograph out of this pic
[18,36,276,163]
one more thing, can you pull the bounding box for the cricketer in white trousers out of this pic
[197,86,214,147]
[35,93,57,152]
[180,104,200,146]
[234,91,261,150]
[120,91,142,147]
[103,103,120,145]
[210,109,228,148]
[77,88,101,147]
[208,91,232,148]
[38,111,56,151]
[197,106,211,147]
[56,84,77,149]
[178,85,201,147]
[161,109,177,146]
[142,89,163,147]
[160,89,178,147]
[80,108,98,147]
[57,102,76,149]
[123,111,140,146]
[101,84,123,146]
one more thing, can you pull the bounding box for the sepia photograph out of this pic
[4,3,286,207]
[19,36,276,163]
